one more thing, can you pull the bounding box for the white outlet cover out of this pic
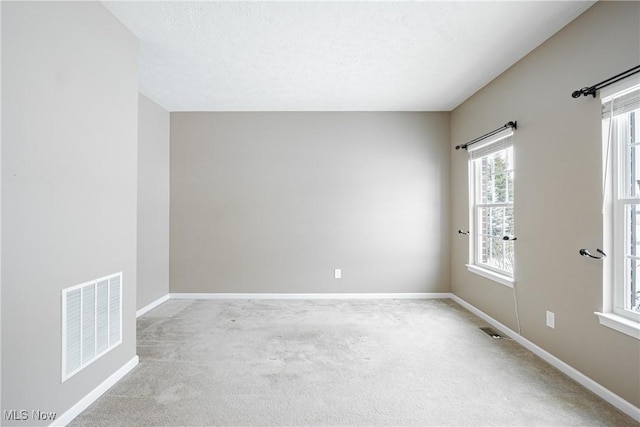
[546,311,555,329]
[334,269,342,279]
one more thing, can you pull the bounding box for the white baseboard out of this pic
[136,294,170,318]
[449,294,640,423]
[52,355,139,427]
[169,292,451,300]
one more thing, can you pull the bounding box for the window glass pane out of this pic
[477,207,514,238]
[633,112,639,198]
[624,203,640,257]
[480,157,492,204]
[623,258,640,313]
[480,235,500,268]
[479,150,510,204]
[504,207,514,236]
[477,206,514,238]
[479,236,513,274]
[633,111,639,145]
[624,203,640,313]
[506,146,514,203]
[478,207,502,237]
[623,111,640,198]
[504,240,515,273]
[507,170,514,204]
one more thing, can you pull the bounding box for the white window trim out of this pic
[466,264,515,288]
[610,112,640,322]
[594,312,640,339]
[598,78,640,339]
[467,130,515,287]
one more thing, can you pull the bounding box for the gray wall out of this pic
[138,94,170,310]
[450,1,640,407]
[1,2,138,423]
[171,112,450,294]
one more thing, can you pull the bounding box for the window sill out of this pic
[594,312,640,340]
[466,264,514,288]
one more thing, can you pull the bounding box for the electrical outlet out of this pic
[334,269,341,279]
[546,310,555,329]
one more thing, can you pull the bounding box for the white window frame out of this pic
[611,111,640,321]
[597,78,640,340]
[466,131,515,288]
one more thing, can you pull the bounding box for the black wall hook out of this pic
[579,248,606,259]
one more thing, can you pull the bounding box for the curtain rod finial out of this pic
[572,86,596,98]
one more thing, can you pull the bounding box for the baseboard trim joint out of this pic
[136,294,170,318]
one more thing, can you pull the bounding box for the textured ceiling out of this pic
[103,1,595,112]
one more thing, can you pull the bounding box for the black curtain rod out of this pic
[455,121,517,151]
[572,65,640,99]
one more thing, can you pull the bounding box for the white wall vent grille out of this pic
[62,272,122,382]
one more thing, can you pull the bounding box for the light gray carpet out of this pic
[71,299,636,426]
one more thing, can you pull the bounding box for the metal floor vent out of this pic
[480,327,508,339]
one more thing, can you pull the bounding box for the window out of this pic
[467,132,515,287]
[602,81,640,327]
